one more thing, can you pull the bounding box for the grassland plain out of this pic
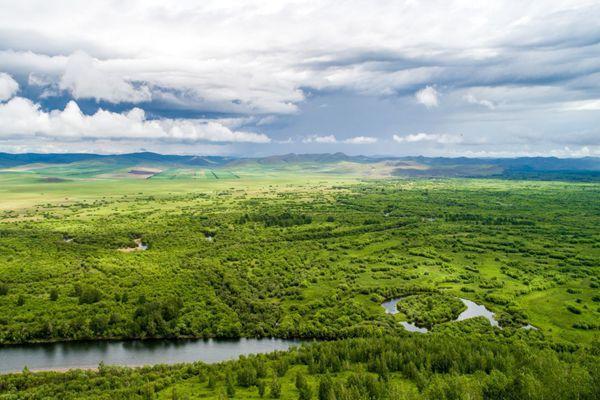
[0,170,598,399]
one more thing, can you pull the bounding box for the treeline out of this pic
[237,212,312,227]
[0,335,598,399]
[444,213,534,225]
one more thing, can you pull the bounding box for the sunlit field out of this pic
[1,171,598,398]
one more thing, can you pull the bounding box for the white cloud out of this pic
[344,136,378,144]
[0,1,598,155]
[0,1,596,115]
[274,137,294,144]
[0,97,270,143]
[302,134,337,143]
[0,73,19,101]
[415,86,439,108]
[463,93,495,110]
[60,52,151,103]
[28,73,52,87]
[549,146,597,157]
[0,139,234,156]
[561,99,600,111]
[302,135,377,145]
[445,146,600,158]
[393,133,463,144]
[256,115,277,126]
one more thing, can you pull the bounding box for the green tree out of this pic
[258,380,266,398]
[208,373,217,389]
[143,382,155,400]
[270,378,282,399]
[78,286,102,304]
[89,315,109,334]
[226,372,236,398]
[0,283,9,296]
[299,384,312,400]
[296,372,312,400]
[49,288,59,301]
[318,376,335,400]
[237,364,257,387]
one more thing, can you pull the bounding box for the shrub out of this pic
[79,286,102,304]
[270,378,282,398]
[566,305,582,314]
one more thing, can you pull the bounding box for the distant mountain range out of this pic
[1,152,598,181]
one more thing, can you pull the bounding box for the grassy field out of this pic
[0,169,599,399]
[0,171,598,346]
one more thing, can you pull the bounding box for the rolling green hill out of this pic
[1,152,598,181]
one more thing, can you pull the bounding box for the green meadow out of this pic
[0,167,598,399]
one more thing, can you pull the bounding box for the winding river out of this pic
[0,338,300,374]
[381,296,500,333]
[0,297,530,374]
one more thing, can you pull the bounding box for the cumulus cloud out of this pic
[0,1,598,114]
[0,1,599,155]
[415,86,439,108]
[60,52,151,103]
[303,135,337,143]
[393,133,463,144]
[0,97,270,143]
[28,73,52,87]
[0,72,19,101]
[344,136,378,144]
[302,135,378,144]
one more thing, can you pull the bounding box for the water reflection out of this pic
[381,298,402,315]
[382,296,502,333]
[400,321,428,333]
[455,298,499,327]
[0,338,300,374]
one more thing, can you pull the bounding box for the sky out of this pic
[0,0,599,157]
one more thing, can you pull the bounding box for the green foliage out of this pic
[396,293,465,328]
[0,176,598,400]
[270,378,282,398]
[296,372,312,400]
[0,178,598,346]
[237,363,257,387]
[208,373,217,389]
[225,372,236,397]
[1,336,597,399]
[238,211,312,227]
[78,286,102,305]
[318,376,335,400]
[258,379,266,397]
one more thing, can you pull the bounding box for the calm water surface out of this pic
[455,298,499,327]
[0,338,300,374]
[381,296,501,333]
